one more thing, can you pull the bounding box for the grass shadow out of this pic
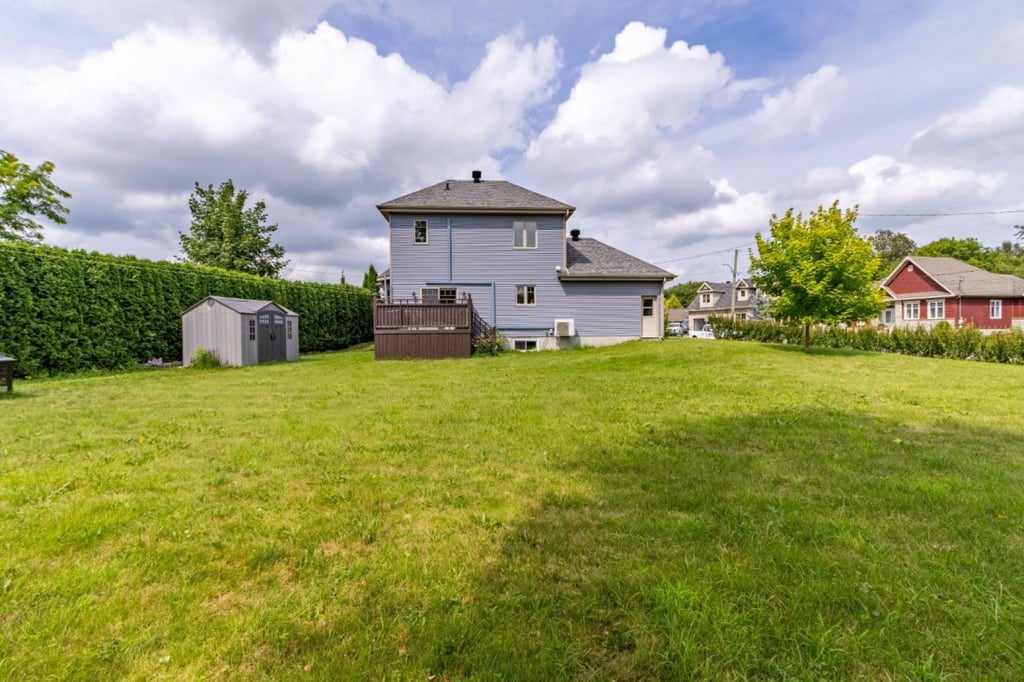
[412,407,1024,679]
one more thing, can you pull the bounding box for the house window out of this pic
[701,293,711,304]
[883,307,895,325]
[513,221,537,249]
[927,300,944,319]
[516,285,536,306]
[904,302,920,320]
[514,340,538,351]
[286,320,293,340]
[738,289,748,300]
[642,297,655,317]
[259,313,270,326]
[421,287,458,304]
[991,299,1003,319]
[249,319,256,341]
[414,219,428,244]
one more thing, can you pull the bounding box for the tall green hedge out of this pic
[709,316,1024,363]
[0,242,373,376]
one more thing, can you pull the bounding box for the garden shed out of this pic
[182,296,299,367]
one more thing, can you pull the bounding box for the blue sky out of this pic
[2,0,1023,284]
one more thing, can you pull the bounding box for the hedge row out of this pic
[0,242,374,376]
[709,316,1024,363]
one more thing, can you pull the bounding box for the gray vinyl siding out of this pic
[555,281,663,338]
[390,213,664,339]
[182,302,244,366]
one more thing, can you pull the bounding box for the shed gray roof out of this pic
[186,296,298,316]
[377,179,574,216]
[884,257,1024,298]
[563,238,675,281]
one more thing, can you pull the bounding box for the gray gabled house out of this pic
[182,296,299,366]
[686,279,761,332]
[376,171,675,351]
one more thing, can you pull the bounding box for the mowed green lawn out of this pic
[2,340,1023,680]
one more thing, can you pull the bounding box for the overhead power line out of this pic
[861,209,1024,217]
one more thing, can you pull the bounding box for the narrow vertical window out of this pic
[286,320,293,340]
[513,221,537,249]
[414,219,428,244]
[991,299,1003,319]
[249,319,256,341]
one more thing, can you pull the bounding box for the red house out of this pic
[880,256,1024,331]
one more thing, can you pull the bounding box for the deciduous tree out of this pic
[179,179,288,278]
[0,149,71,243]
[750,201,886,348]
[871,229,916,274]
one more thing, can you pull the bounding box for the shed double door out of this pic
[258,312,287,362]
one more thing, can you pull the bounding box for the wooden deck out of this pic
[373,298,475,359]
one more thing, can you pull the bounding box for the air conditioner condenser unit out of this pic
[554,319,575,337]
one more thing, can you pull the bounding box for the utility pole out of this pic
[728,249,738,319]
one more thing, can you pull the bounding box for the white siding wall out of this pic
[182,301,244,366]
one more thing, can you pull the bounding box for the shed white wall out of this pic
[285,314,299,361]
[182,302,245,366]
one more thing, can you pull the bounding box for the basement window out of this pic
[514,340,538,352]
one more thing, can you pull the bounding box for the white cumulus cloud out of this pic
[908,85,1024,162]
[751,65,843,139]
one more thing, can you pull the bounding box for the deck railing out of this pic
[373,296,475,359]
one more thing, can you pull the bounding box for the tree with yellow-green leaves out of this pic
[749,201,886,349]
[1,149,71,244]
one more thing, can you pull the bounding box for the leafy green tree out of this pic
[361,264,379,292]
[914,236,996,269]
[664,281,701,308]
[749,201,886,348]
[871,229,916,274]
[1,149,71,243]
[179,179,288,278]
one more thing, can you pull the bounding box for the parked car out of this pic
[690,324,715,339]
[665,322,685,336]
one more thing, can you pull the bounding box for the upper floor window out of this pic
[737,289,748,300]
[927,300,944,319]
[513,221,537,249]
[701,293,712,304]
[414,219,428,244]
[904,302,920,320]
[516,285,536,306]
[991,299,1003,319]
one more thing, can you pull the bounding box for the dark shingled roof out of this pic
[563,238,675,281]
[377,179,574,216]
[883,256,1024,298]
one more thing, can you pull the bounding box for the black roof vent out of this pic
[472,170,482,183]
[570,229,581,241]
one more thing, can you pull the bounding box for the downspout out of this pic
[447,216,453,281]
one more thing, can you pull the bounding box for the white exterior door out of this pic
[641,296,660,338]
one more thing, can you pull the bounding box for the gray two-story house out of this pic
[376,172,675,350]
